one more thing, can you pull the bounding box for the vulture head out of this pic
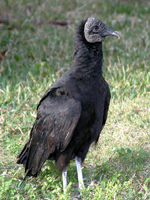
[84,17,120,43]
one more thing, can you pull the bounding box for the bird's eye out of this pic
[93,25,99,32]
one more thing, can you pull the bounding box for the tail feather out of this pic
[25,142,51,176]
[17,131,52,177]
[25,144,39,173]
[17,144,50,177]
[17,142,29,166]
[17,121,56,178]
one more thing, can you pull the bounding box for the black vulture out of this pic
[17,17,120,192]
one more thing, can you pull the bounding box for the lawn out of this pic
[0,0,150,199]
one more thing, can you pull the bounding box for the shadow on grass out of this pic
[96,148,148,175]
[38,147,150,190]
[1,148,149,199]
[81,147,150,196]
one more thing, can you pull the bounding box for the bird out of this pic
[17,17,120,193]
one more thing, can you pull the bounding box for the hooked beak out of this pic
[110,31,120,39]
[102,26,120,39]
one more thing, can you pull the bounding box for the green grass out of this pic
[0,0,150,199]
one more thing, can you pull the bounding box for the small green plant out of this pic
[113,147,148,164]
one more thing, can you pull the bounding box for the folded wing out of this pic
[17,88,81,176]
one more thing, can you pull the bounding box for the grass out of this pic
[0,0,150,199]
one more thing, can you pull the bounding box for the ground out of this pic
[0,0,150,199]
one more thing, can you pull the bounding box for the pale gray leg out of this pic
[75,156,85,189]
[62,166,67,193]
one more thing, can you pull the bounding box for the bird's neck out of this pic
[71,22,103,78]
[72,41,103,77]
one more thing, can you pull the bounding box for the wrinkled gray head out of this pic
[84,17,120,43]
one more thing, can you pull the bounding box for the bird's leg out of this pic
[75,156,85,189]
[62,166,67,193]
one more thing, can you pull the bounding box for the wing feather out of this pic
[24,89,81,175]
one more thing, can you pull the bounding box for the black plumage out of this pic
[17,17,119,192]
